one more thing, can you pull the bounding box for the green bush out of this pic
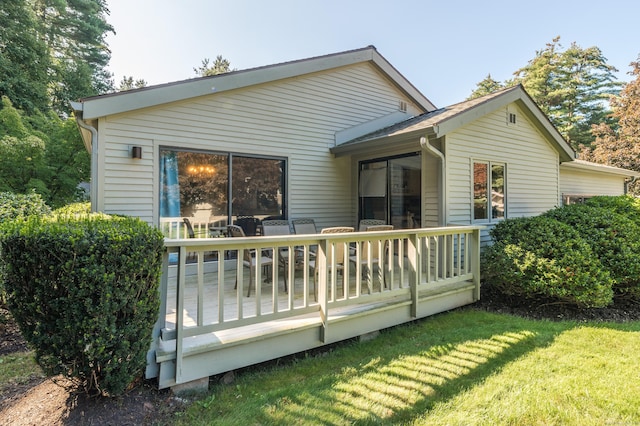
[0,214,164,396]
[483,216,614,308]
[544,203,640,300]
[585,195,640,226]
[52,201,91,216]
[0,191,50,221]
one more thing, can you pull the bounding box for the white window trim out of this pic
[471,159,507,224]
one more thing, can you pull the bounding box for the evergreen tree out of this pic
[118,76,148,91]
[31,0,115,115]
[468,74,505,99]
[194,55,235,77]
[469,37,621,151]
[0,0,50,113]
[513,37,620,150]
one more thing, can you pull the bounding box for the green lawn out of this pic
[176,310,640,425]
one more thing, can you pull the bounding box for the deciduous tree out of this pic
[581,58,640,194]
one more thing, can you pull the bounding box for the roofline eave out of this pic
[77,46,435,120]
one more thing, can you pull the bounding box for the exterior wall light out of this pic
[131,146,142,159]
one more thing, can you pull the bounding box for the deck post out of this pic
[145,247,171,379]
[317,238,329,343]
[175,246,187,384]
[470,228,481,301]
[408,233,419,318]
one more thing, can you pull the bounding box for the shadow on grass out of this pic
[186,310,580,425]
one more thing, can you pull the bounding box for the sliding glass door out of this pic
[359,153,421,229]
[159,148,285,235]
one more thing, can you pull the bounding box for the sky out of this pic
[105,0,640,107]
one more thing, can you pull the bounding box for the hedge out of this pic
[0,214,164,396]
[482,215,614,308]
[544,203,640,300]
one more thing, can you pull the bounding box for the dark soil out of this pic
[1,288,639,425]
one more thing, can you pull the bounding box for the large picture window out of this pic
[473,161,505,221]
[160,148,285,236]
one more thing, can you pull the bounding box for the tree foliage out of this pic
[469,36,621,151]
[468,74,505,99]
[0,96,89,207]
[117,76,148,91]
[0,0,50,113]
[581,58,640,194]
[194,55,235,77]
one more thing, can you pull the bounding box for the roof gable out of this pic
[333,85,576,162]
[72,46,436,120]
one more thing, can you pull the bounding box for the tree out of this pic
[31,0,115,115]
[468,74,505,99]
[117,76,148,91]
[512,37,620,150]
[194,55,235,77]
[469,37,621,151]
[0,96,89,206]
[0,0,50,113]
[581,58,640,194]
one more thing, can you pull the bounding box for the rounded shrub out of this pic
[483,215,614,308]
[585,195,640,226]
[0,214,164,396]
[53,201,91,216]
[544,203,640,301]
[0,191,51,221]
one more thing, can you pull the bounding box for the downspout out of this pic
[420,136,446,226]
[71,102,99,213]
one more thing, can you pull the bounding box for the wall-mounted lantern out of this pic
[131,146,142,159]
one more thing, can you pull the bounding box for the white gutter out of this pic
[72,102,99,213]
[420,136,446,226]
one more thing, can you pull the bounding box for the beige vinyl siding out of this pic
[446,103,560,243]
[560,168,626,198]
[423,154,440,227]
[97,63,419,229]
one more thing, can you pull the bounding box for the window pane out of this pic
[232,156,284,220]
[491,164,505,219]
[473,162,488,220]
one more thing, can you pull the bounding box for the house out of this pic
[71,46,639,390]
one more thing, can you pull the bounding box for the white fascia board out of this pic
[79,47,434,120]
[80,49,375,119]
[561,160,640,178]
[432,87,575,162]
[370,50,436,111]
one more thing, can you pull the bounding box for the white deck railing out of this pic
[156,226,482,381]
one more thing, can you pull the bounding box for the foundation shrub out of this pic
[0,214,164,396]
[482,215,614,308]
[585,195,640,226]
[544,203,640,300]
[0,191,50,221]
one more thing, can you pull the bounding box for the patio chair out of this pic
[227,224,274,297]
[350,224,394,291]
[261,220,293,292]
[292,218,317,235]
[292,217,319,258]
[358,218,386,231]
[309,226,354,300]
[235,215,259,236]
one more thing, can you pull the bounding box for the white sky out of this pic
[105,0,640,107]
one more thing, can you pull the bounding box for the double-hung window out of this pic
[473,161,505,222]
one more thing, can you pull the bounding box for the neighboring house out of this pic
[71,45,638,242]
